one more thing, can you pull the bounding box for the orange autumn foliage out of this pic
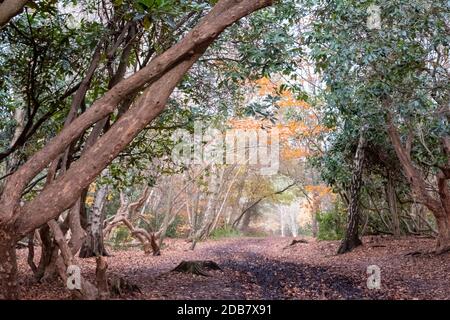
[254,77,277,95]
[228,77,327,161]
[227,118,271,130]
[304,184,335,214]
[304,184,333,198]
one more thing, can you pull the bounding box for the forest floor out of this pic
[16,236,450,300]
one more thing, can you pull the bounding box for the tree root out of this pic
[283,238,308,249]
[404,249,437,257]
[171,260,222,277]
[434,244,450,255]
[405,250,424,257]
[108,275,141,296]
[337,237,362,254]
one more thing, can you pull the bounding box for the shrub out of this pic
[316,204,346,240]
[297,223,313,237]
[165,215,185,238]
[110,225,132,249]
[243,227,268,237]
[210,226,241,239]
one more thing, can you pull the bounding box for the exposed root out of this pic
[404,249,436,257]
[433,245,450,255]
[108,274,141,296]
[283,238,308,249]
[405,250,424,257]
[172,260,222,277]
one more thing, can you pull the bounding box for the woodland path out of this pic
[16,236,450,299]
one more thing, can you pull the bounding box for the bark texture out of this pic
[0,227,18,299]
[338,131,367,254]
[79,184,109,258]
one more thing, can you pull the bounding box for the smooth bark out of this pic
[0,0,29,28]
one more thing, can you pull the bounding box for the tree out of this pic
[306,0,450,253]
[0,0,275,299]
[338,129,367,253]
[103,186,160,255]
[79,174,110,258]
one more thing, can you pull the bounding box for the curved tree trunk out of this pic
[386,109,450,254]
[0,0,29,28]
[32,225,55,281]
[103,188,160,255]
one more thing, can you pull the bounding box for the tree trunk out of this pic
[436,172,450,253]
[386,110,450,253]
[338,131,367,254]
[226,171,248,227]
[47,219,99,299]
[95,256,109,300]
[436,215,450,254]
[191,167,222,241]
[79,184,109,258]
[103,188,160,255]
[288,208,298,237]
[241,206,255,232]
[0,0,29,28]
[157,180,175,248]
[386,172,400,237]
[0,227,18,299]
[69,202,85,254]
[310,191,320,238]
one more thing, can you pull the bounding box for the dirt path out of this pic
[16,236,450,299]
